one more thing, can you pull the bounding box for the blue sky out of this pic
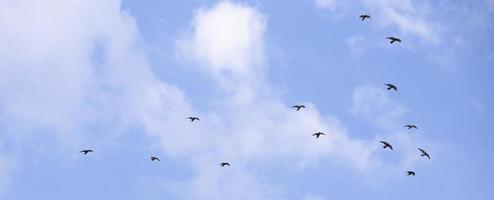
[0,0,493,199]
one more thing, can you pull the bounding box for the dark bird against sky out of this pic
[386,36,402,44]
[385,83,397,91]
[187,117,200,122]
[379,141,393,150]
[312,132,326,138]
[418,148,431,159]
[79,149,93,155]
[406,171,416,176]
[150,156,160,162]
[359,14,371,21]
[404,124,418,129]
[292,105,306,111]
[220,162,230,167]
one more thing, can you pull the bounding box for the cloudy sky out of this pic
[0,0,493,199]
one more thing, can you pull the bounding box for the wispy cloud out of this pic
[350,85,406,130]
[0,0,437,199]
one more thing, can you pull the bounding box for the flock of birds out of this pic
[78,14,429,177]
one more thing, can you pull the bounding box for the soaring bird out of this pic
[312,132,326,138]
[385,83,397,91]
[150,156,160,162]
[292,105,306,111]
[187,117,200,122]
[359,14,371,21]
[379,141,393,150]
[404,124,418,129]
[386,37,402,44]
[80,149,93,155]
[405,171,416,176]
[220,162,230,167]
[418,148,431,159]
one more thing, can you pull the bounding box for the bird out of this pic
[386,36,402,44]
[418,148,431,159]
[404,124,418,129]
[359,14,371,21]
[187,117,200,122]
[150,156,160,162]
[379,141,393,150]
[292,105,306,111]
[385,83,397,91]
[80,149,93,155]
[220,162,230,167]
[405,171,416,176]
[312,132,326,138]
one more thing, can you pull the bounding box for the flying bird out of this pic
[292,105,306,111]
[150,156,160,162]
[187,117,200,122]
[312,132,326,138]
[418,148,431,159]
[80,149,93,155]
[404,124,418,129]
[379,141,393,150]
[405,171,416,176]
[220,162,230,167]
[359,14,371,21]
[385,83,397,91]
[386,36,402,44]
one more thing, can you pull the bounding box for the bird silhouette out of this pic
[220,162,230,167]
[292,105,306,111]
[385,83,397,91]
[312,132,326,138]
[150,156,160,162]
[405,171,416,176]
[359,14,371,21]
[386,37,402,44]
[404,124,418,129]
[418,148,430,159]
[379,141,393,150]
[187,117,200,122]
[80,149,93,155]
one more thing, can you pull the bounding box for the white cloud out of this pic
[346,35,366,57]
[0,0,431,199]
[0,155,14,196]
[315,0,338,10]
[363,0,439,44]
[315,0,439,44]
[304,194,326,200]
[177,2,265,77]
[351,85,406,130]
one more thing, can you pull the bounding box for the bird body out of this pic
[406,171,416,176]
[404,124,418,129]
[386,37,402,44]
[418,148,431,159]
[80,149,93,155]
[292,105,306,111]
[220,162,230,167]
[150,156,160,162]
[385,84,398,91]
[312,132,326,138]
[359,14,371,21]
[187,117,200,122]
[379,141,393,150]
